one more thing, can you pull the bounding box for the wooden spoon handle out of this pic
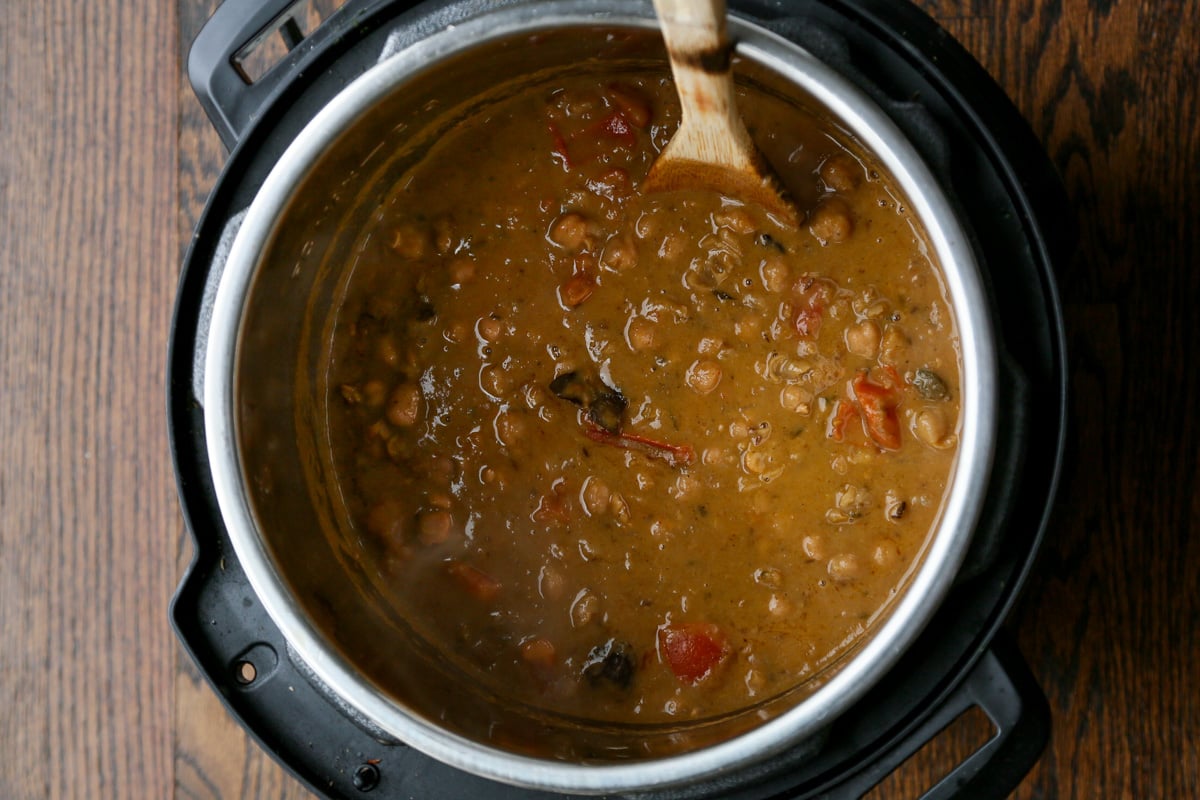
[652,0,757,171]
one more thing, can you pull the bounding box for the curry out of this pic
[321,71,961,726]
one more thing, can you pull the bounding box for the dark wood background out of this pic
[1,0,1195,797]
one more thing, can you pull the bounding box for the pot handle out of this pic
[188,0,348,149]
[829,632,1050,799]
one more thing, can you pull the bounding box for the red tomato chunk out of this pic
[658,623,731,685]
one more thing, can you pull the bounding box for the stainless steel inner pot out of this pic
[202,1,998,793]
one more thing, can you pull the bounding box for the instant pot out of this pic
[170,1,1070,797]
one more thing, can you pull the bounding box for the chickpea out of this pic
[428,455,454,481]
[625,317,658,351]
[671,473,700,500]
[476,315,503,342]
[845,319,882,358]
[872,540,900,568]
[881,325,909,364]
[580,477,611,516]
[385,435,407,463]
[570,590,602,627]
[549,212,590,251]
[808,197,854,244]
[417,510,453,546]
[827,553,860,582]
[634,210,657,240]
[494,410,527,447]
[523,382,547,409]
[701,447,734,466]
[754,567,783,588]
[447,256,475,285]
[836,484,869,514]
[479,364,509,398]
[768,593,792,616]
[686,359,722,394]
[538,565,566,601]
[802,535,826,561]
[657,232,687,260]
[780,384,813,414]
[601,233,638,271]
[443,320,469,343]
[734,311,763,341]
[362,379,387,407]
[385,383,421,427]
[742,449,770,475]
[914,407,956,449]
[433,216,456,255]
[609,493,632,525]
[339,383,365,406]
[364,500,406,541]
[819,152,861,193]
[376,335,402,369]
[848,447,878,466]
[388,223,429,258]
[759,254,791,293]
[520,637,557,669]
[863,301,889,319]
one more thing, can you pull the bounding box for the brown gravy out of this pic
[321,71,961,727]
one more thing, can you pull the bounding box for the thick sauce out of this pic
[323,73,961,726]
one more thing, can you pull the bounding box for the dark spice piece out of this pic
[757,232,787,252]
[549,371,628,434]
[583,639,636,688]
[913,368,950,401]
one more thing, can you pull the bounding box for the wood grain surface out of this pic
[0,0,1195,797]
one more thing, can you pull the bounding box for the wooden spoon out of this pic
[644,0,800,226]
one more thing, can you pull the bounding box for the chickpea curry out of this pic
[323,71,961,728]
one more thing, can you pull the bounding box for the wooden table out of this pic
[1,0,1195,797]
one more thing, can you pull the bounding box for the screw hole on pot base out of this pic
[229,642,279,689]
[234,659,257,685]
[353,763,381,792]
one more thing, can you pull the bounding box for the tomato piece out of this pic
[519,637,558,671]
[791,279,832,338]
[829,398,858,442]
[592,110,637,146]
[793,304,823,337]
[558,272,596,308]
[851,371,902,450]
[658,623,731,684]
[447,562,502,602]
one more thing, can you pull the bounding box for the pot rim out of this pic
[203,2,998,793]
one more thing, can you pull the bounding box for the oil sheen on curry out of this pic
[322,72,961,727]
